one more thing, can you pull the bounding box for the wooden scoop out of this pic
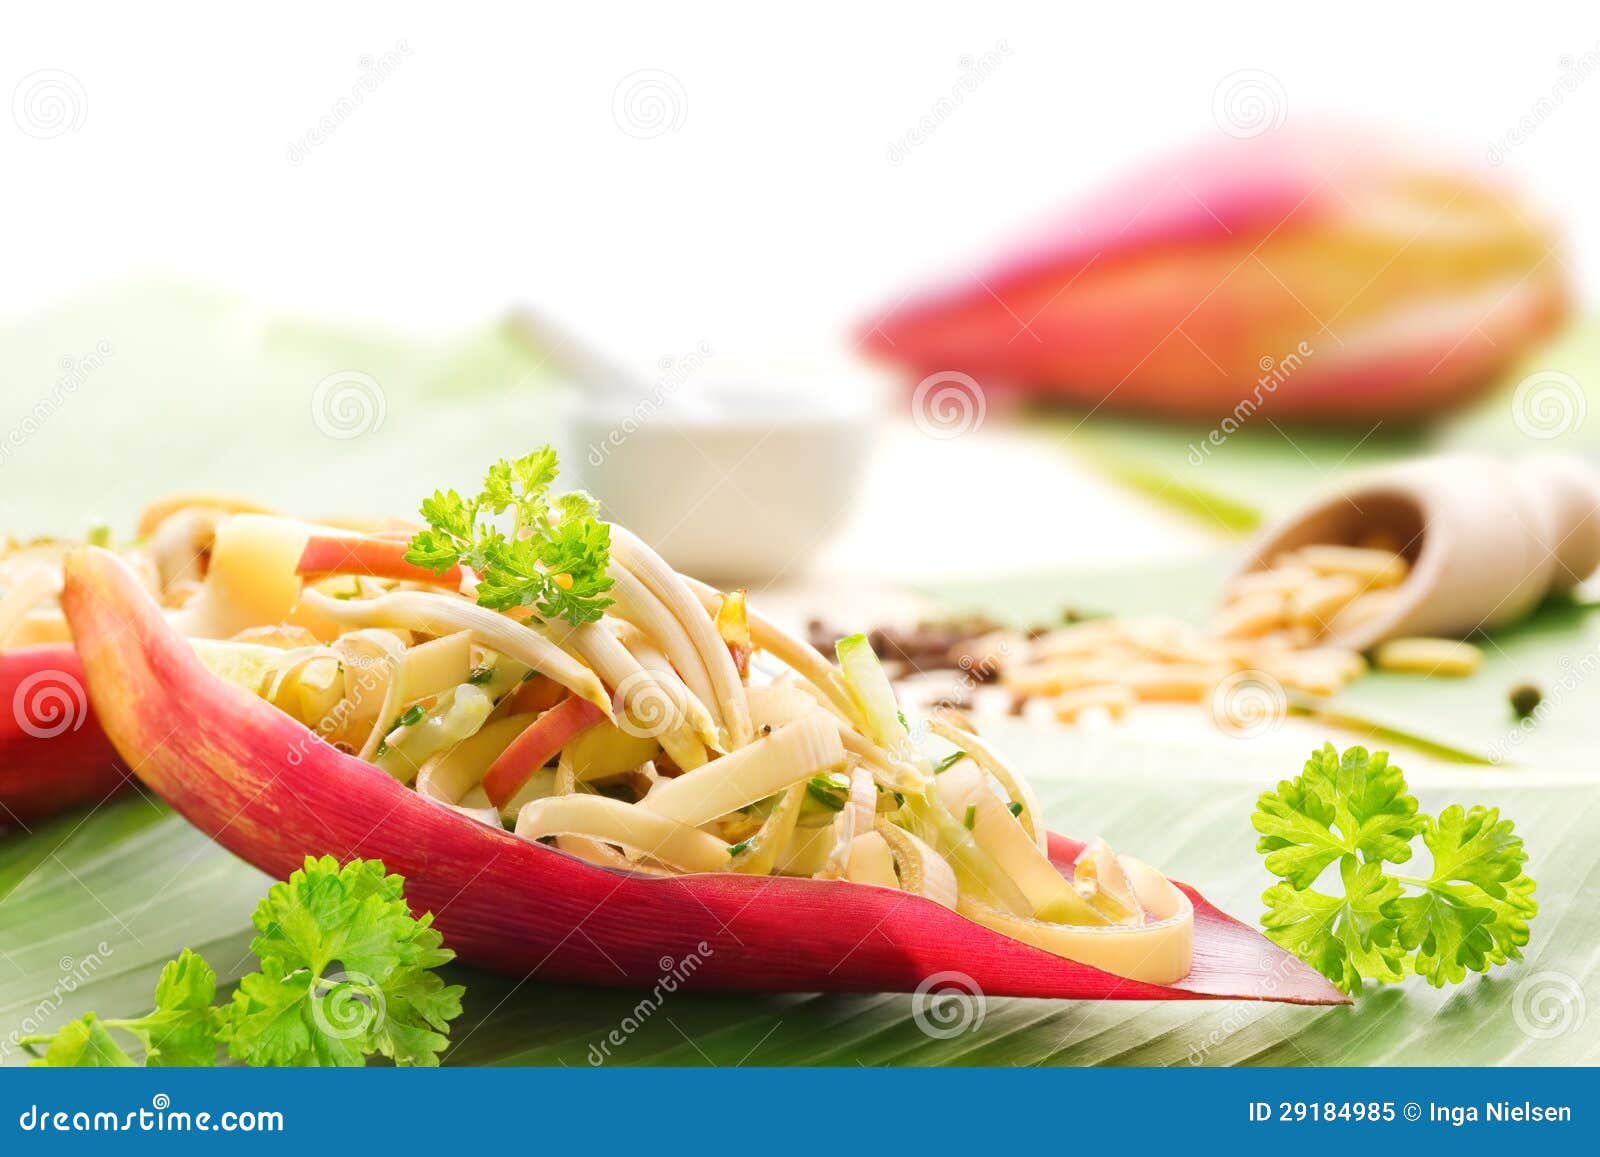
[1234,453,1600,651]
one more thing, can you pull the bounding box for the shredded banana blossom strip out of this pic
[608,565,726,743]
[609,528,753,747]
[301,587,610,715]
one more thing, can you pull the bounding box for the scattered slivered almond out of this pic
[1050,684,1137,722]
[986,612,1369,723]
[1001,657,1128,698]
[1373,637,1484,676]
[1210,591,1287,639]
[1025,619,1124,660]
[1356,528,1408,555]
[811,534,1471,736]
[1120,662,1230,702]
[1124,626,1228,667]
[1225,563,1318,600]
[1255,648,1370,697]
[1288,573,1364,627]
[1322,587,1399,638]
[1249,624,1316,652]
[1219,542,1410,650]
[1287,544,1410,588]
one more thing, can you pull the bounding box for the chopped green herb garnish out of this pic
[395,704,425,729]
[87,524,111,548]
[728,842,750,857]
[406,446,615,626]
[1254,743,1537,996]
[468,666,495,685]
[963,805,977,831]
[932,751,967,774]
[1008,801,1024,817]
[875,788,908,814]
[805,775,848,811]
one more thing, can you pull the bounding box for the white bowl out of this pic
[562,361,882,583]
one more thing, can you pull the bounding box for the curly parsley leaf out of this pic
[20,1014,137,1067]
[222,961,399,1067]
[19,949,220,1067]
[1389,805,1537,987]
[1262,858,1406,997]
[24,860,463,1068]
[1254,745,1537,996]
[1254,744,1421,888]
[405,447,614,625]
[134,949,223,1066]
[222,856,463,1067]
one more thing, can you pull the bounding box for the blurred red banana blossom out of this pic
[861,129,1568,422]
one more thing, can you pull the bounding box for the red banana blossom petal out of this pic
[0,643,127,826]
[861,129,1567,422]
[62,547,1344,1004]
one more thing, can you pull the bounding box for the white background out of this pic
[4,2,1599,593]
[6,4,1596,762]
[4,1,1599,363]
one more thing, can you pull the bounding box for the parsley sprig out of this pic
[18,949,220,1067]
[1253,744,1537,996]
[405,446,615,626]
[21,857,465,1067]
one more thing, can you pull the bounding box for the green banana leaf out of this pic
[924,552,1232,627]
[1438,321,1600,459]
[0,282,557,539]
[1043,319,1600,530]
[1041,412,1422,533]
[3,726,1593,1066]
[918,558,1600,769]
[1325,597,1600,770]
